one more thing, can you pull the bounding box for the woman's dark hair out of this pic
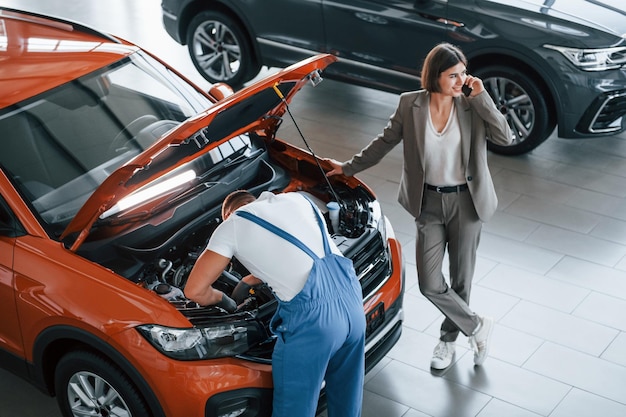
[420,43,468,93]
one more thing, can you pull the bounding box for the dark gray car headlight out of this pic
[545,44,626,71]
[137,320,265,360]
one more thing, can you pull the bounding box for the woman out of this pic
[326,43,512,369]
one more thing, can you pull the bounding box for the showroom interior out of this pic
[1,1,626,417]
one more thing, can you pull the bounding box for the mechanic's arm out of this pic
[241,274,263,286]
[185,249,234,309]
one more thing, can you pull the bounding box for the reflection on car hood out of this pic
[60,53,338,250]
[484,0,626,39]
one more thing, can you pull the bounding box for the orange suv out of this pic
[0,7,404,417]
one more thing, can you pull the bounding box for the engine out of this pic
[121,185,374,318]
[136,226,275,317]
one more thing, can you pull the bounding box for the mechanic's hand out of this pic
[231,275,263,304]
[231,280,252,304]
[215,292,237,313]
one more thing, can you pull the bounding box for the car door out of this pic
[0,197,25,366]
[321,0,450,93]
[246,0,326,61]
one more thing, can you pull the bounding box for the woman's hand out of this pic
[324,158,344,177]
[465,74,485,97]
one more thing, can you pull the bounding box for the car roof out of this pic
[0,8,137,109]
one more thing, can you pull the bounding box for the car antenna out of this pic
[272,80,345,208]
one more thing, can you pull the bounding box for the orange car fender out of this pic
[14,235,189,363]
[109,327,273,417]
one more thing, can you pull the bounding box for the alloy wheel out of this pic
[67,371,131,417]
[483,76,535,147]
[191,20,242,83]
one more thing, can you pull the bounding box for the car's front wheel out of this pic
[187,11,260,88]
[474,65,554,155]
[55,351,149,417]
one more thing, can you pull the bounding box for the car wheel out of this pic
[187,11,260,88]
[55,350,149,417]
[474,65,554,155]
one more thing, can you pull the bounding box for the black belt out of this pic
[425,183,468,193]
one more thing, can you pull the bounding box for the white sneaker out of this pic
[470,316,494,366]
[430,341,455,370]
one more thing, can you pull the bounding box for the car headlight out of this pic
[371,200,388,246]
[544,44,626,71]
[137,320,265,360]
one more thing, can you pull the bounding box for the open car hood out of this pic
[60,54,338,251]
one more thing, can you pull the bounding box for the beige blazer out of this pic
[342,90,512,222]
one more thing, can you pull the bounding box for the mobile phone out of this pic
[462,84,472,97]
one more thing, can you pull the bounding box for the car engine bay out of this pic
[70,130,393,359]
[135,181,377,318]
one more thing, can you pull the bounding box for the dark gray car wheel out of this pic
[55,351,149,417]
[187,11,260,88]
[475,65,554,155]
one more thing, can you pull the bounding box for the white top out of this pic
[206,191,341,301]
[425,103,465,186]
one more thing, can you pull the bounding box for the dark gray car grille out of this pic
[586,90,626,133]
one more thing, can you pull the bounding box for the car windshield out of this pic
[0,51,213,232]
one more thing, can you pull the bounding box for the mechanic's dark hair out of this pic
[420,43,468,93]
[222,190,256,219]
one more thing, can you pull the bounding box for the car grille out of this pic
[343,229,392,302]
[584,90,626,134]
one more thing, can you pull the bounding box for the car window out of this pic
[0,196,25,237]
[0,51,212,233]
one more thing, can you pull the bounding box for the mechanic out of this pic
[185,190,366,417]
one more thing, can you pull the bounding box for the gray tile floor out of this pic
[2,1,626,416]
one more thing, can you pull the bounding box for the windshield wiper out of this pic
[198,147,263,181]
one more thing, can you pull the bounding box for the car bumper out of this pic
[161,0,184,44]
[574,89,626,136]
[161,10,182,44]
[553,61,626,139]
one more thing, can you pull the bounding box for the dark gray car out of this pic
[161,0,626,155]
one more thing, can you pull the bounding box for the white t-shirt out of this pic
[206,191,342,301]
[425,103,465,186]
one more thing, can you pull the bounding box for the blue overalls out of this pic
[236,199,366,417]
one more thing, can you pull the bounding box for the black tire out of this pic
[187,11,261,88]
[474,65,554,155]
[55,350,150,417]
